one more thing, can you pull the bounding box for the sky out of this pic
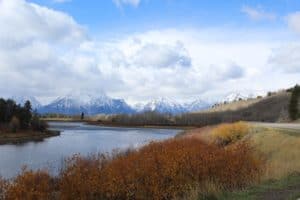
[0,0,300,104]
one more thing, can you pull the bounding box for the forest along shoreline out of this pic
[0,98,60,145]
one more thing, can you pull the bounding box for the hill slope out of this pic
[176,91,291,126]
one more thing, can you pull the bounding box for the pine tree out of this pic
[289,85,300,120]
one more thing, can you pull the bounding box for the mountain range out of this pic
[10,91,266,115]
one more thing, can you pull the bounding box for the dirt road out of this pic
[252,122,300,132]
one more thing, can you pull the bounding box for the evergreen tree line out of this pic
[289,85,300,120]
[0,98,47,132]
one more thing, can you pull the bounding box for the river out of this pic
[0,122,180,178]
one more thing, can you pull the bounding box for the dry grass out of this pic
[201,98,261,113]
[185,122,300,182]
[250,128,300,180]
[181,126,215,142]
[211,122,250,145]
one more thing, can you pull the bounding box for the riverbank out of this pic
[0,130,60,145]
[181,123,300,199]
[87,121,196,130]
[43,118,196,130]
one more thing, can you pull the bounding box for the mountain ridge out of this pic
[10,90,269,115]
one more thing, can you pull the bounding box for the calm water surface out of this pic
[0,122,180,178]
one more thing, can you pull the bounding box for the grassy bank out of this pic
[0,130,60,145]
[218,127,300,199]
[218,173,300,200]
[250,128,300,180]
[180,123,300,199]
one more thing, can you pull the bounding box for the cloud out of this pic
[241,5,276,21]
[113,0,141,7]
[0,0,297,104]
[287,12,300,34]
[0,0,86,46]
[131,42,191,68]
[269,43,300,73]
[0,0,97,98]
[52,0,72,3]
[214,63,245,80]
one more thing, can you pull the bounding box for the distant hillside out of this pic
[200,90,288,116]
[175,91,292,126]
[200,98,261,113]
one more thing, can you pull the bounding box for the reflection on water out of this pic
[0,122,180,178]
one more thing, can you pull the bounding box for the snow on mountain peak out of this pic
[185,98,210,112]
[221,90,267,103]
[39,92,134,115]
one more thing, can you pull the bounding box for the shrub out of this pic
[0,177,8,200]
[211,122,250,146]
[5,169,55,200]
[0,138,264,200]
[9,116,20,133]
[59,154,108,200]
[59,138,264,200]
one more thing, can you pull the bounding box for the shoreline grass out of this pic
[218,172,300,200]
[0,130,60,145]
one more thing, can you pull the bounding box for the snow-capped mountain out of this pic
[222,93,248,103]
[139,97,186,114]
[11,93,211,115]
[11,96,42,109]
[134,97,210,114]
[221,91,267,103]
[184,99,210,112]
[38,93,134,115]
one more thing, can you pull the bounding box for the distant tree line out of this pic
[110,111,173,126]
[0,98,47,132]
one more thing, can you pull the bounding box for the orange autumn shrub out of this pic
[59,138,264,200]
[0,177,8,200]
[5,169,55,200]
[0,137,263,200]
[211,122,250,145]
[59,154,108,200]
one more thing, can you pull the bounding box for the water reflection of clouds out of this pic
[0,122,180,178]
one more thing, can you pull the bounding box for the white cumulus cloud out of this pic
[0,0,298,104]
[241,5,276,21]
[52,0,72,3]
[113,0,141,7]
[287,12,300,34]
